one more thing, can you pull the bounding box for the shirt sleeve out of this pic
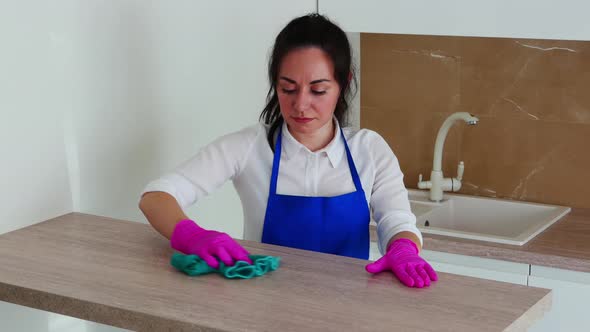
[139,124,261,209]
[368,131,423,255]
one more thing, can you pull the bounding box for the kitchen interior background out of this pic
[359,33,590,209]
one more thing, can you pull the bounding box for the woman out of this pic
[139,14,438,288]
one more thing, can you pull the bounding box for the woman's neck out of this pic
[288,119,335,152]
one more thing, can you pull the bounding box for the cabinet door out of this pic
[369,247,529,285]
[421,250,529,285]
[368,241,380,261]
[318,0,590,40]
[0,300,129,332]
[527,266,590,332]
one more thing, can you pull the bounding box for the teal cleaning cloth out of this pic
[170,253,280,279]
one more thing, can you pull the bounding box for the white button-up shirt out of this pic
[140,120,422,255]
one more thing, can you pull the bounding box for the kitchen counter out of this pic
[421,208,590,273]
[0,213,550,332]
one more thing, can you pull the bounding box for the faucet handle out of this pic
[418,173,423,183]
[457,161,464,181]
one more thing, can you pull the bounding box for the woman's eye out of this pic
[280,88,325,95]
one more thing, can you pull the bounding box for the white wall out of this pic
[68,1,316,238]
[0,1,73,235]
[0,1,106,331]
[1,1,315,331]
[321,0,590,40]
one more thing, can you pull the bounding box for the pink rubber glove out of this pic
[365,238,438,288]
[170,219,253,269]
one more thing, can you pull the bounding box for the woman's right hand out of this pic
[170,219,253,269]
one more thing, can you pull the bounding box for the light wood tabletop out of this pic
[0,213,551,331]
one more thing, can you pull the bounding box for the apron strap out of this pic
[269,125,283,196]
[340,129,364,193]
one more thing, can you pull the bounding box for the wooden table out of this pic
[0,213,551,331]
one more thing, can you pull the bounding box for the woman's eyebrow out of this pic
[310,79,331,84]
[279,76,331,85]
[279,76,296,84]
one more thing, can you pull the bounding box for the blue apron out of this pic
[261,125,370,259]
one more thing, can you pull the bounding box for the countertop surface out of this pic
[416,208,590,273]
[0,213,551,332]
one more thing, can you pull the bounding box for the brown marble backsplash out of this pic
[360,33,590,208]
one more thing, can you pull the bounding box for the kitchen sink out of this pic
[408,189,571,245]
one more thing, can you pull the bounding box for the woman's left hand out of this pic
[365,238,438,288]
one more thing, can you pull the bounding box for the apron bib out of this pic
[261,125,370,259]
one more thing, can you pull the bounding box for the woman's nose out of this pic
[293,90,311,112]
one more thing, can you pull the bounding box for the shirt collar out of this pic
[281,118,345,168]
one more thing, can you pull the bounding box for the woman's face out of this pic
[277,47,340,136]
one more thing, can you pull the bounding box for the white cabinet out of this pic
[527,265,590,332]
[369,241,380,261]
[369,245,529,285]
[0,301,128,332]
[319,0,590,40]
[421,250,529,285]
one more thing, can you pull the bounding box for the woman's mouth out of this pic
[292,117,313,123]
